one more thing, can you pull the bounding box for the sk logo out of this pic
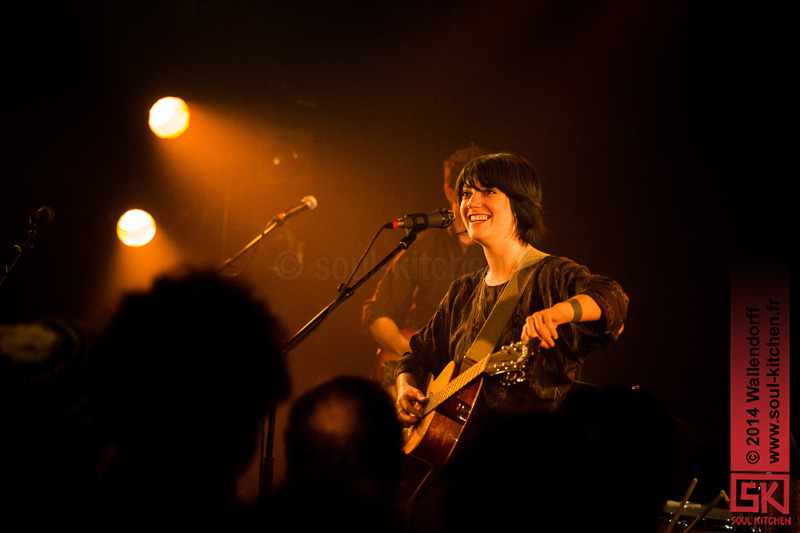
[730,474,790,514]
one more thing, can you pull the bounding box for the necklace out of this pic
[485,244,531,285]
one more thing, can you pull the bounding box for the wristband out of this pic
[568,298,583,322]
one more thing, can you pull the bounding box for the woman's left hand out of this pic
[521,295,601,348]
[521,304,570,349]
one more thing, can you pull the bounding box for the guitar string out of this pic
[422,357,488,416]
[421,342,530,417]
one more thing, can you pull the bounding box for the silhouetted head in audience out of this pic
[278,375,404,531]
[558,385,679,531]
[284,375,402,496]
[441,410,590,532]
[94,269,289,526]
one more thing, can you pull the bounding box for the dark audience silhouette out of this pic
[439,385,678,533]
[91,269,289,530]
[2,271,681,533]
[1,317,100,530]
[272,375,405,532]
[558,385,680,531]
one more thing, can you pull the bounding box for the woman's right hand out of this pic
[395,373,428,427]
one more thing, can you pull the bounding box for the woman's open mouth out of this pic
[469,214,490,223]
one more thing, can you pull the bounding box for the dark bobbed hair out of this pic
[456,152,546,245]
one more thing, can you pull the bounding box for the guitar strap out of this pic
[460,247,546,371]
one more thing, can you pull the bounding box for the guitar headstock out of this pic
[485,340,536,385]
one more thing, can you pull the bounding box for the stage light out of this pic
[117,209,157,247]
[149,97,190,138]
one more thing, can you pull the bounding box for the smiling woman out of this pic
[392,152,630,526]
[394,150,629,421]
[457,152,546,248]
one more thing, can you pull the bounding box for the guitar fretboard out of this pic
[420,356,490,417]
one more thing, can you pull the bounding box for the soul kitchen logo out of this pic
[730,474,790,516]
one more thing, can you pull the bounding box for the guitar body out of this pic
[393,341,533,508]
[394,362,483,508]
[401,361,483,468]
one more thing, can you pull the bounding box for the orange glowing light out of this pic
[117,209,157,247]
[149,97,190,138]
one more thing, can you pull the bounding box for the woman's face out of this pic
[459,180,517,246]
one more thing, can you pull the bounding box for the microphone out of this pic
[386,209,455,231]
[275,196,317,222]
[29,206,55,227]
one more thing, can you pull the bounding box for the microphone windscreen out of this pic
[302,196,318,211]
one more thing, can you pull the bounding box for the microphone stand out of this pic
[1,221,45,290]
[284,229,418,353]
[219,198,316,274]
[258,227,421,502]
[216,209,309,508]
[217,217,283,274]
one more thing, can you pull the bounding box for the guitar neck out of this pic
[421,357,489,417]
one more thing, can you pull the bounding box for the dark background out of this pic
[1,0,790,504]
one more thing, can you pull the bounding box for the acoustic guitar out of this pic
[394,340,536,505]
